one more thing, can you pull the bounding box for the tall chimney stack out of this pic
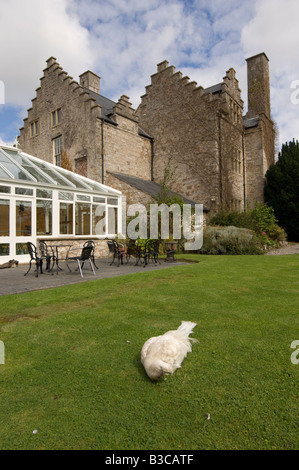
[246,52,271,119]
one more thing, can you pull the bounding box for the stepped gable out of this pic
[22,56,103,128]
[112,95,139,123]
[140,59,243,115]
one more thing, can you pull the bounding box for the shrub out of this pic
[210,203,286,250]
[199,226,263,255]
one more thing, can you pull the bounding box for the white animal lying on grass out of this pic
[141,321,198,381]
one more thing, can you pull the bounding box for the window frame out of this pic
[51,108,61,128]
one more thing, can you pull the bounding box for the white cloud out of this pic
[0,0,93,108]
[0,0,298,149]
[241,0,299,146]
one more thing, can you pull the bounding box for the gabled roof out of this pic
[203,83,222,95]
[83,88,152,139]
[110,172,209,211]
[83,88,116,123]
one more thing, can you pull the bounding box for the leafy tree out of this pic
[264,140,299,241]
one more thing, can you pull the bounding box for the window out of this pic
[37,200,52,235]
[16,243,28,255]
[231,199,242,211]
[36,189,52,199]
[77,194,90,202]
[0,244,9,256]
[233,150,242,174]
[60,202,73,235]
[75,202,90,235]
[15,187,34,195]
[58,191,74,201]
[16,201,32,236]
[51,108,61,127]
[30,120,39,137]
[53,136,62,167]
[92,204,106,236]
[0,199,9,236]
[0,186,10,194]
[107,206,118,235]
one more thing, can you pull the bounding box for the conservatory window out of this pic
[16,201,32,236]
[92,204,106,236]
[37,200,52,235]
[0,199,9,236]
[107,206,118,235]
[0,244,9,257]
[0,186,11,194]
[75,202,90,235]
[60,202,73,235]
[15,187,34,196]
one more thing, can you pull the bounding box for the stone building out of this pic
[18,57,155,208]
[18,52,275,215]
[137,52,275,212]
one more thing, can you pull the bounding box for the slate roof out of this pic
[110,172,209,211]
[203,83,223,95]
[83,88,152,138]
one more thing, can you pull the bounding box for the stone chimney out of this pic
[79,70,101,94]
[246,52,271,119]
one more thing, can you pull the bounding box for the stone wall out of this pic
[18,57,152,189]
[18,57,103,183]
[103,118,151,183]
[137,61,245,212]
[37,238,109,260]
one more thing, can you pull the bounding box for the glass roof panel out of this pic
[31,159,75,187]
[0,149,36,182]
[8,153,56,185]
[0,165,13,179]
[0,146,121,198]
[0,161,33,181]
[57,170,91,189]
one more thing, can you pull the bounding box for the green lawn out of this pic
[0,255,298,450]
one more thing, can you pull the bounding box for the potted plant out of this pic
[164,235,178,262]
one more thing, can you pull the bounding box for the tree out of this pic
[264,139,299,241]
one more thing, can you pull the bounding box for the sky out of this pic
[0,0,298,153]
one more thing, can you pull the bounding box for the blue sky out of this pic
[0,0,298,152]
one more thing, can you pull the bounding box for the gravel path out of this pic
[265,243,299,255]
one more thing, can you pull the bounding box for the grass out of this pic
[0,254,298,450]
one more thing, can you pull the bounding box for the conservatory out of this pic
[0,144,122,263]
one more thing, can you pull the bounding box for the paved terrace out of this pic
[0,258,187,296]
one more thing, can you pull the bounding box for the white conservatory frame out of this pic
[0,145,122,264]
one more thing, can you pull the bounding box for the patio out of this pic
[0,257,186,296]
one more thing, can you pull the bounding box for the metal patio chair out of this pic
[65,244,96,278]
[38,240,54,272]
[83,240,98,269]
[24,242,45,277]
[106,240,126,267]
